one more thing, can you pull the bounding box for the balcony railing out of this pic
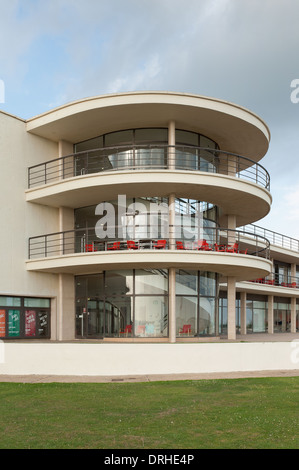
[28,145,270,190]
[28,226,270,260]
[241,224,299,252]
[250,273,299,289]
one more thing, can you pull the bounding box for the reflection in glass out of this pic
[135,296,168,337]
[135,269,168,295]
[176,296,197,336]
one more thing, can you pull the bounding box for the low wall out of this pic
[0,341,299,377]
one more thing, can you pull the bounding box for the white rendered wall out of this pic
[0,342,298,376]
[0,112,59,299]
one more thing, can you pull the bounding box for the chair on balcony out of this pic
[194,239,208,250]
[107,241,120,250]
[176,241,185,250]
[226,243,239,253]
[127,240,139,250]
[201,240,212,251]
[239,248,248,254]
[119,325,132,337]
[214,243,227,252]
[153,239,167,249]
[179,324,192,336]
[85,243,94,252]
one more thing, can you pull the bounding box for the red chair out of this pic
[85,243,94,252]
[153,239,167,249]
[107,241,120,250]
[201,240,212,251]
[119,325,132,337]
[176,241,185,250]
[226,243,239,253]
[194,240,208,250]
[179,324,192,336]
[127,240,139,250]
[239,248,248,254]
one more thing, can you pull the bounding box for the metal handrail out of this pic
[250,273,299,289]
[241,224,299,252]
[28,226,270,260]
[28,145,270,190]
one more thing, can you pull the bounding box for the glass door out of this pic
[76,298,104,338]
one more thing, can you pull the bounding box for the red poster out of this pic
[25,310,36,337]
[0,310,5,337]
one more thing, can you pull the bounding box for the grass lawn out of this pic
[0,377,298,449]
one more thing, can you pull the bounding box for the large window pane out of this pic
[135,296,168,337]
[135,269,168,295]
[176,296,197,336]
[176,270,198,295]
[105,271,133,296]
[199,297,216,335]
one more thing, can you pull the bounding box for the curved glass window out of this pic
[74,128,218,174]
[74,197,218,246]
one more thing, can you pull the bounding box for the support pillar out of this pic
[291,297,296,333]
[240,291,247,335]
[56,140,75,341]
[169,267,176,343]
[168,120,175,170]
[268,295,274,334]
[227,276,236,340]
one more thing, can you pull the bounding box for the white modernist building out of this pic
[0,91,298,377]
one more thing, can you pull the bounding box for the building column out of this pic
[168,120,175,170]
[58,140,73,179]
[169,268,176,343]
[227,276,236,340]
[240,291,247,335]
[291,297,296,333]
[268,295,274,334]
[56,140,76,341]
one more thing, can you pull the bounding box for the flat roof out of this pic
[26,91,270,161]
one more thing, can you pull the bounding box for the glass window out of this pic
[75,136,103,153]
[176,296,197,336]
[105,130,134,147]
[24,298,50,308]
[176,270,198,295]
[135,269,168,295]
[135,296,168,337]
[0,296,21,307]
[200,272,217,296]
[199,297,216,335]
[105,271,134,297]
[176,130,199,146]
[135,128,168,143]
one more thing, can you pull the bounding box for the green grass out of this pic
[0,377,298,449]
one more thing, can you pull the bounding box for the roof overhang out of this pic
[26,91,270,161]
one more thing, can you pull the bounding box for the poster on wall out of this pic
[8,310,20,337]
[25,310,36,337]
[0,310,5,337]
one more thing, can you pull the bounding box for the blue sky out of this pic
[1,0,299,238]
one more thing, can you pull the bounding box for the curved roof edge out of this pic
[26,91,271,159]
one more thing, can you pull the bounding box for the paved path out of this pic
[0,369,299,383]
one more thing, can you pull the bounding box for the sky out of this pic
[1,0,299,238]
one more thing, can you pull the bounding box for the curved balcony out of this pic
[26,227,272,282]
[26,145,272,226]
[28,145,270,189]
